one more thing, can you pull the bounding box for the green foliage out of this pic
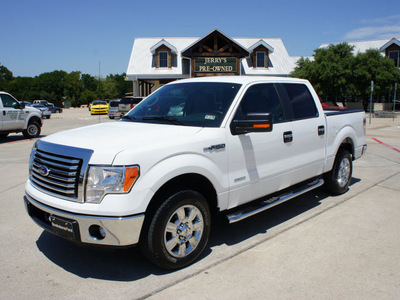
[0,64,133,107]
[0,63,13,91]
[291,43,400,109]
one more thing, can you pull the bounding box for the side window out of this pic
[235,84,285,123]
[282,84,318,120]
[0,94,18,108]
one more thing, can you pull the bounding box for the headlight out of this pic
[85,165,139,203]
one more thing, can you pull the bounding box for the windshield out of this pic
[122,82,241,127]
[93,101,107,105]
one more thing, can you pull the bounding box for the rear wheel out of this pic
[23,121,41,139]
[324,149,352,195]
[141,190,211,269]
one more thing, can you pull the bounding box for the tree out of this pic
[64,71,82,105]
[291,43,354,105]
[0,63,13,91]
[352,49,400,110]
[33,70,67,103]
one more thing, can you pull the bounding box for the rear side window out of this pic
[120,97,142,104]
[282,84,318,120]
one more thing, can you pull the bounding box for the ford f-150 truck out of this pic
[24,76,367,269]
[1,91,43,139]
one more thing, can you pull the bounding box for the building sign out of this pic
[194,57,237,73]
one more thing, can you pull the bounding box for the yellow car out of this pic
[90,100,109,115]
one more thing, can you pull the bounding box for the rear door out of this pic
[277,83,326,181]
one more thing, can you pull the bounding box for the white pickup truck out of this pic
[24,76,367,269]
[0,91,43,139]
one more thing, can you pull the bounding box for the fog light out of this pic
[89,225,106,240]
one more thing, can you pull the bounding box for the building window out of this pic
[159,52,168,68]
[256,52,266,68]
[389,51,399,67]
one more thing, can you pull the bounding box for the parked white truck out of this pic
[24,76,367,269]
[0,91,42,139]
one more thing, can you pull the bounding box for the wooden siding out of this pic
[155,45,172,68]
[250,45,270,68]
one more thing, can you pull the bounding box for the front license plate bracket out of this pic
[50,215,77,240]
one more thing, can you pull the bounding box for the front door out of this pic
[0,94,25,130]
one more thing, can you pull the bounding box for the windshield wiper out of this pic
[142,117,184,125]
[122,115,136,121]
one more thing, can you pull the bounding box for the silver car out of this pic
[108,99,120,119]
[118,97,143,117]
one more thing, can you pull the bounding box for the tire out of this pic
[141,190,211,269]
[23,121,41,139]
[45,115,51,119]
[324,149,352,195]
[109,116,114,119]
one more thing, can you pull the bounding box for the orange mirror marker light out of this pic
[253,124,270,128]
[124,167,139,192]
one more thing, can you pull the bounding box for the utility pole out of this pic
[369,81,373,124]
[394,83,398,122]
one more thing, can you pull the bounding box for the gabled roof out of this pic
[320,37,400,54]
[150,39,178,54]
[126,33,297,79]
[380,38,400,51]
[248,39,274,53]
[181,28,249,58]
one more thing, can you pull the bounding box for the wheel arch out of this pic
[144,173,219,220]
[337,137,355,160]
[27,115,42,127]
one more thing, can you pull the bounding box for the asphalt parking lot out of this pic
[1,108,399,299]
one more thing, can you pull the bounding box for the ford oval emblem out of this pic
[38,165,50,177]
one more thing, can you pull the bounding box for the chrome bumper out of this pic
[24,193,144,246]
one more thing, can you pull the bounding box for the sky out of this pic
[1,0,399,78]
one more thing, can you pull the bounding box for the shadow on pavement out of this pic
[35,179,360,281]
[0,135,44,144]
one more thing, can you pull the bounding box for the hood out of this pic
[41,122,203,164]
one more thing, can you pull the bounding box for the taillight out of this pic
[363,117,366,135]
[130,104,134,109]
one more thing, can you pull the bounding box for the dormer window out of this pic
[256,52,266,68]
[159,52,168,68]
[388,50,399,67]
[248,40,274,69]
[150,39,178,69]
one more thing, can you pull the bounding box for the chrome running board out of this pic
[226,178,324,224]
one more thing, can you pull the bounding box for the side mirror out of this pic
[231,113,273,135]
[20,102,26,109]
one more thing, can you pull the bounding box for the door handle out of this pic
[318,125,325,136]
[283,131,293,143]
[2,110,5,116]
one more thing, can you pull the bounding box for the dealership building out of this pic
[126,29,300,97]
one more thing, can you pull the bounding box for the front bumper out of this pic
[24,193,144,246]
[91,108,108,114]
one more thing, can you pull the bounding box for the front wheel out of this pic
[23,121,41,139]
[324,149,352,195]
[141,190,211,269]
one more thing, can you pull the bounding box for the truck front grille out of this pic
[31,149,82,200]
[29,140,93,203]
